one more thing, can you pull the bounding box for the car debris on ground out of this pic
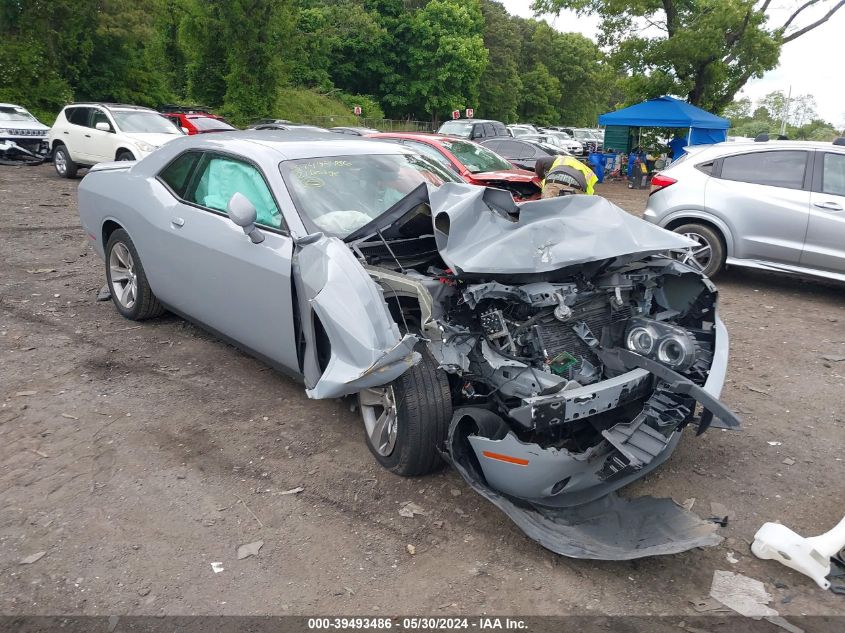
[752,514,845,591]
[236,540,264,560]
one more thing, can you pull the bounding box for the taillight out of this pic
[650,173,677,195]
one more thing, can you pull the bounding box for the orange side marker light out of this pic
[482,451,529,466]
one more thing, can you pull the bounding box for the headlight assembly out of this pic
[135,141,157,153]
[625,317,696,371]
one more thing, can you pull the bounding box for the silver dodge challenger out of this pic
[78,131,739,559]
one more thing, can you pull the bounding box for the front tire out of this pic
[359,348,452,477]
[53,145,77,178]
[105,229,165,321]
[672,222,726,278]
[116,150,135,161]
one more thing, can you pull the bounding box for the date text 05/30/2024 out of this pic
[307,618,528,630]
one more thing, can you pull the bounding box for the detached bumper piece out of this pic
[443,346,741,559]
[444,415,722,560]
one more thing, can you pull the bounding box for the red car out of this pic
[368,133,541,200]
[160,109,236,135]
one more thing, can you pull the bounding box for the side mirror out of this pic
[227,192,264,244]
[95,121,112,132]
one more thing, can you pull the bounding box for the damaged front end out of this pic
[0,137,48,165]
[344,183,739,558]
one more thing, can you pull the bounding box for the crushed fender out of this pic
[292,233,420,399]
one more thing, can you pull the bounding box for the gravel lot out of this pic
[1,164,843,617]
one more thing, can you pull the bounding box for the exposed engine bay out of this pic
[326,183,739,558]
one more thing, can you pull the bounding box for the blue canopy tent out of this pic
[598,96,730,156]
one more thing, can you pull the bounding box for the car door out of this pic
[705,149,811,265]
[149,150,300,372]
[63,107,95,163]
[800,150,845,273]
[87,108,118,163]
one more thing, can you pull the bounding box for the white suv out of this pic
[48,103,183,178]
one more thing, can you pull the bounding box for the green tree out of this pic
[477,0,522,123]
[533,0,845,113]
[723,96,752,123]
[518,63,561,125]
[402,0,489,123]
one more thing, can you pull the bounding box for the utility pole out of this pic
[780,85,792,136]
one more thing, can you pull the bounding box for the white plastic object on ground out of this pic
[751,515,845,590]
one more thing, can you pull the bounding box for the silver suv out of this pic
[645,139,845,281]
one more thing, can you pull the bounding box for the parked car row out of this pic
[37,101,546,199]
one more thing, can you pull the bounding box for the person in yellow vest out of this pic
[534,155,598,198]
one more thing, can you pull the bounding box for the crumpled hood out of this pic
[429,182,695,275]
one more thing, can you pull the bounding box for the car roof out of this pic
[169,130,410,160]
[64,102,155,112]
[440,119,499,124]
[710,139,842,151]
[369,132,464,144]
[0,103,29,109]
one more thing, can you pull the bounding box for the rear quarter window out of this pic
[158,152,202,198]
[66,107,90,126]
[821,152,845,196]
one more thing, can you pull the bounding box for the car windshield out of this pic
[112,111,182,134]
[280,153,461,238]
[0,106,36,122]
[439,139,513,173]
[438,121,473,137]
[509,127,530,137]
[190,116,235,131]
[572,130,591,140]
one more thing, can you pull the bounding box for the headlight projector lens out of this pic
[626,327,655,355]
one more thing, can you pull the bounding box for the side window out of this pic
[720,150,808,189]
[186,154,284,230]
[821,153,845,196]
[493,123,508,136]
[158,152,202,198]
[67,107,91,127]
[482,123,496,137]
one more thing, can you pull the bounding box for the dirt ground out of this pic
[1,164,843,618]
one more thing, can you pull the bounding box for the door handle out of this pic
[171,217,185,228]
[814,201,843,211]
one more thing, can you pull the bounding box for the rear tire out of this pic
[359,348,452,477]
[105,229,165,321]
[53,145,77,178]
[672,222,726,278]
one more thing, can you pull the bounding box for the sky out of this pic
[499,0,845,127]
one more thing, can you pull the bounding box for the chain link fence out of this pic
[298,115,432,132]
